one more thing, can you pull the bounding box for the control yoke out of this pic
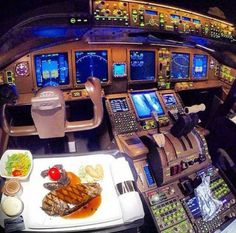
[1,77,104,138]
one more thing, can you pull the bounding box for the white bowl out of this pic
[0,149,33,180]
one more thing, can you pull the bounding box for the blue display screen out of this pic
[130,51,155,81]
[171,14,180,20]
[193,19,201,24]
[131,91,164,119]
[182,16,191,22]
[171,53,190,79]
[143,165,155,186]
[34,53,69,87]
[192,54,208,78]
[162,93,177,106]
[113,63,126,77]
[186,197,202,219]
[75,51,108,84]
[145,10,158,15]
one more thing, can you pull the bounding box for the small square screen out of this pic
[162,93,177,106]
[113,63,126,78]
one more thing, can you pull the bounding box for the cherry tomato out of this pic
[48,167,61,181]
[12,170,22,176]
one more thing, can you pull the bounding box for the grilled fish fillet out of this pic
[42,183,102,216]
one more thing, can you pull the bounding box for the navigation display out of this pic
[162,93,177,106]
[34,53,69,87]
[75,51,108,84]
[192,54,208,78]
[131,91,164,119]
[171,53,190,79]
[130,51,155,81]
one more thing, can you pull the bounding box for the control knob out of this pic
[113,9,123,17]
[96,1,105,10]
[101,8,110,17]
[230,198,236,204]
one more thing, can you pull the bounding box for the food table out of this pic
[0,150,144,232]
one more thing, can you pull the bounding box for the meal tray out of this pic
[1,153,125,231]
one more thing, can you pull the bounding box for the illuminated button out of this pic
[70,18,76,24]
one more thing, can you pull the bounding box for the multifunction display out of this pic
[75,50,108,84]
[34,53,69,87]
[131,91,164,119]
[130,51,155,81]
[162,93,177,106]
[192,54,208,78]
[171,53,190,79]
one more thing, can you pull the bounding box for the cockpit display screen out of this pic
[110,98,129,113]
[162,93,177,106]
[171,52,190,79]
[192,54,208,78]
[130,51,155,81]
[185,196,202,219]
[75,50,108,84]
[34,53,69,87]
[131,91,164,119]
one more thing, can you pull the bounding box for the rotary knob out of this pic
[101,8,110,17]
[96,1,105,10]
[113,9,122,17]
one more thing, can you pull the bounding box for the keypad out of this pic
[113,112,138,134]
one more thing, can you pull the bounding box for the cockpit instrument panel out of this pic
[34,53,69,87]
[129,50,155,82]
[75,50,109,84]
[130,91,165,119]
[171,52,190,79]
[192,54,208,79]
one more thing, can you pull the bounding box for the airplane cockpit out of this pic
[0,0,236,232]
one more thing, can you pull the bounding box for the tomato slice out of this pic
[48,167,61,181]
[12,170,22,176]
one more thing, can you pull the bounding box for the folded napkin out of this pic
[110,157,144,223]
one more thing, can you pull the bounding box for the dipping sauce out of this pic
[2,179,22,196]
[63,172,102,219]
[1,196,23,217]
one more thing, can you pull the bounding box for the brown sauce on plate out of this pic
[63,195,102,219]
[62,172,102,219]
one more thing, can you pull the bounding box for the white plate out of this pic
[22,154,123,229]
